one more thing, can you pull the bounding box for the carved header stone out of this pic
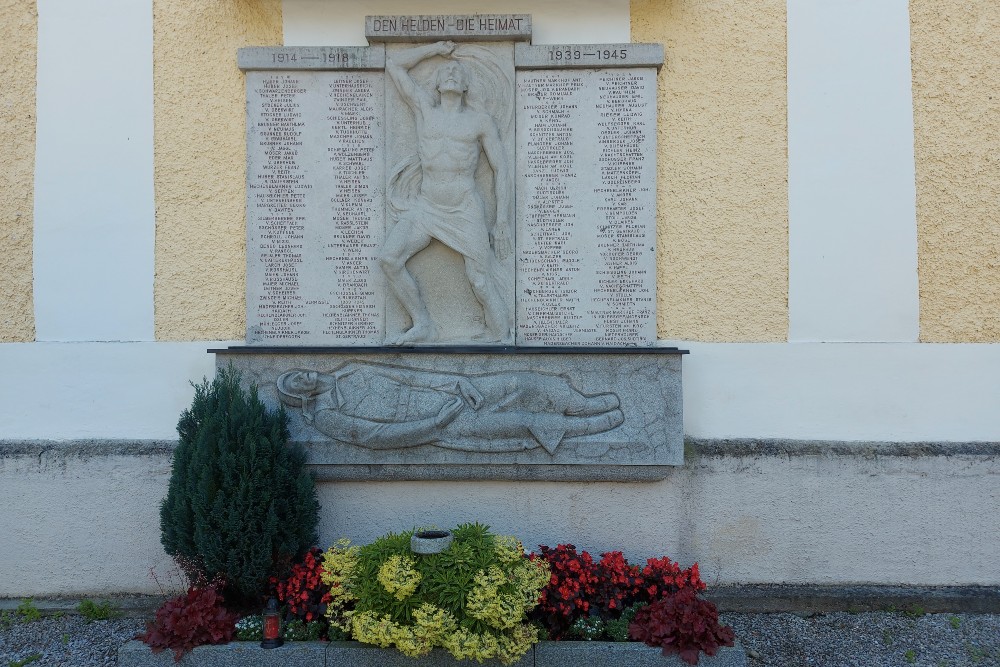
[238,46,386,71]
[514,43,664,69]
[366,14,532,42]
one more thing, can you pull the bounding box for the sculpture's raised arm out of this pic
[385,40,456,111]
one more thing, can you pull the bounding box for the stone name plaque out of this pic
[216,347,684,480]
[246,69,385,344]
[516,66,658,345]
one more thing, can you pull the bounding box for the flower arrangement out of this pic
[140,526,735,666]
[529,542,728,664]
[320,523,550,665]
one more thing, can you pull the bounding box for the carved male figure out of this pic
[380,41,513,344]
[277,364,623,454]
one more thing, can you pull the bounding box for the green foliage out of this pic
[15,599,41,623]
[882,629,894,646]
[966,643,991,664]
[0,611,12,631]
[160,366,320,607]
[8,654,41,667]
[77,599,119,623]
[904,649,917,663]
[283,619,326,641]
[948,615,962,629]
[323,523,550,664]
[904,604,926,618]
[349,523,515,635]
[605,603,643,642]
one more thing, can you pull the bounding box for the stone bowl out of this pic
[410,529,453,554]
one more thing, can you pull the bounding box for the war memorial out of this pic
[219,15,686,480]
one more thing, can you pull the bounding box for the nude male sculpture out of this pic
[380,41,513,345]
[277,364,624,454]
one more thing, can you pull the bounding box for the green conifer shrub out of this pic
[160,366,319,608]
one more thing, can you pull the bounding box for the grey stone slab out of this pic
[515,43,664,69]
[516,67,658,346]
[117,640,327,667]
[366,15,531,42]
[534,641,747,667]
[382,42,516,345]
[238,46,385,71]
[327,642,531,666]
[218,349,683,467]
[245,70,386,345]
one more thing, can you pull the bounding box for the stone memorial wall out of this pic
[231,16,683,480]
[240,20,662,348]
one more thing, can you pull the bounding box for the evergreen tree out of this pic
[160,366,319,608]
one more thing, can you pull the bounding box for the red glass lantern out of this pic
[261,597,283,649]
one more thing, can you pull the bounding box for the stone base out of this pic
[117,640,747,667]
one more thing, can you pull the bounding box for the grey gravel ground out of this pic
[1,611,998,666]
[0,615,144,667]
[723,612,1000,667]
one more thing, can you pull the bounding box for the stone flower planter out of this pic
[118,639,747,666]
[410,529,453,554]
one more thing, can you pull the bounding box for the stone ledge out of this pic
[687,438,1000,458]
[117,640,747,667]
[5,439,997,462]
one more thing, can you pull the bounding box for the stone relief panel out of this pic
[221,351,683,467]
[382,42,516,345]
[276,363,622,454]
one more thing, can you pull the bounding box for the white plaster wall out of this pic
[282,0,630,45]
[3,448,996,596]
[0,343,228,440]
[675,342,1000,442]
[787,0,919,342]
[2,341,997,442]
[0,450,176,598]
[33,0,155,342]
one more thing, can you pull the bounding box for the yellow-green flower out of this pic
[321,538,360,628]
[377,554,422,600]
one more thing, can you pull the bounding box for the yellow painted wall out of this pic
[632,0,788,342]
[911,1,1000,342]
[153,0,282,340]
[0,0,37,342]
